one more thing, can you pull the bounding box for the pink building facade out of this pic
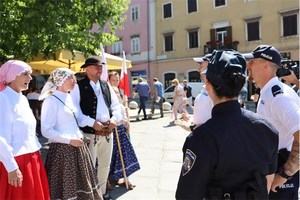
[105,0,156,97]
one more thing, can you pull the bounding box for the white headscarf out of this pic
[39,68,75,100]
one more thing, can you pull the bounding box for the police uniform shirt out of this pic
[192,88,213,126]
[258,77,300,151]
[176,101,278,200]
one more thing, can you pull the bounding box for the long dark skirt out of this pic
[110,125,140,180]
[45,143,102,200]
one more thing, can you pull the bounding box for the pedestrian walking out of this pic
[176,50,279,199]
[135,77,150,120]
[183,80,192,106]
[172,78,187,121]
[149,78,164,118]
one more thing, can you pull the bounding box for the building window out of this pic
[283,14,298,37]
[247,21,260,41]
[279,9,299,37]
[131,36,140,54]
[187,0,197,13]
[164,33,173,52]
[188,29,199,49]
[214,0,226,7]
[215,27,227,45]
[112,41,123,55]
[188,71,200,82]
[163,3,172,18]
[131,5,139,21]
[164,72,176,89]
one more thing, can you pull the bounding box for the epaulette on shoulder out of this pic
[271,85,283,97]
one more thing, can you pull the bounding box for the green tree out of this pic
[0,0,129,62]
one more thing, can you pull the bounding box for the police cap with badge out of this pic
[242,45,281,66]
[243,45,283,97]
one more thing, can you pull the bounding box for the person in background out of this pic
[27,87,42,136]
[26,87,40,100]
[149,78,164,119]
[250,81,261,111]
[244,45,299,200]
[281,70,300,96]
[238,84,248,108]
[71,57,122,200]
[135,77,151,121]
[183,80,192,107]
[176,50,279,200]
[40,68,102,200]
[0,60,50,200]
[172,78,187,122]
[108,71,140,190]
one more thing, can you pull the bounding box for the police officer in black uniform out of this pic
[175,50,279,200]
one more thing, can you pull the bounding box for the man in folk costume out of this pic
[71,57,122,200]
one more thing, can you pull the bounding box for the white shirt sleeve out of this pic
[70,84,95,128]
[41,97,71,144]
[0,94,18,172]
[0,136,18,172]
[271,95,300,134]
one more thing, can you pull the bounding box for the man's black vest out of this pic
[78,76,112,134]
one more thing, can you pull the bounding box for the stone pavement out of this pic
[107,107,189,200]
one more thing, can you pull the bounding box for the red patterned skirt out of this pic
[0,151,50,200]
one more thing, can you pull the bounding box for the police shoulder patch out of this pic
[271,85,283,97]
[182,149,196,176]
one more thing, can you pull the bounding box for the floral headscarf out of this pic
[0,60,32,91]
[39,68,75,100]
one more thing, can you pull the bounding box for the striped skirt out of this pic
[45,143,102,200]
[110,125,140,180]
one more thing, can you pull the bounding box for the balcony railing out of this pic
[204,40,239,54]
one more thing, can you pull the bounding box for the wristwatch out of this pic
[278,167,293,180]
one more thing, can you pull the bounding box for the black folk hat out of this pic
[81,57,105,68]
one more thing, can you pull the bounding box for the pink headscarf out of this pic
[0,60,32,91]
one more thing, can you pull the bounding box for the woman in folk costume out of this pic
[107,71,140,190]
[0,60,50,199]
[40,68,103,200]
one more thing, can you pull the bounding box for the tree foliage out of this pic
[0,0,129,62]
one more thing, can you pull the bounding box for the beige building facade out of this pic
[153,0,299,89]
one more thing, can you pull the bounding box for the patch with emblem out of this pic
[271,85,283,97]
[182,149,196,176]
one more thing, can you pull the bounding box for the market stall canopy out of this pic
[28,49,85,74]
[28,49,132,75]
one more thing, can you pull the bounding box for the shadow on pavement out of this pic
[163,121,177,128]
[107,185,130,199]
